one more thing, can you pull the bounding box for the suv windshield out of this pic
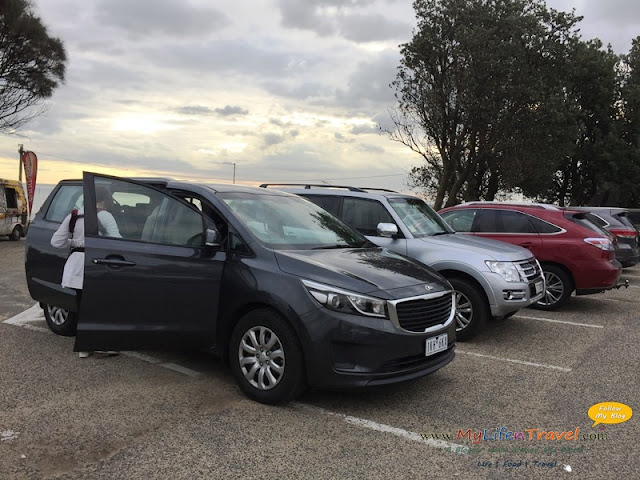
[221,193,367,250]
[388,198,452,237]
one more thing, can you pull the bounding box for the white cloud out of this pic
[2,0,637,195]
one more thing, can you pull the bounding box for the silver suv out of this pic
[261,184,545,340]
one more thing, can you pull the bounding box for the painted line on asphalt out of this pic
[456,350,572,372]
[160,362,202,377]
[4,305,203,377]
[293,403,468,453]
[514,314,604,329]
[3,303,42,325]
[121,351,163,364]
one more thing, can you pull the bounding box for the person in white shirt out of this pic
[50,186,121,357]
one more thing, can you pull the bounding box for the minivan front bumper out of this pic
[299,306,456,389]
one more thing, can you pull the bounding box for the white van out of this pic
[0,179,28,240]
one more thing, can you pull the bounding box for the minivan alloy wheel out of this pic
[238,326,286,390]
[43,304,78,336]
[47,305,68,326]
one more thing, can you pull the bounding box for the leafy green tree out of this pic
[388,0,582,209]
[0,0,66,132]
[532,40,621,206]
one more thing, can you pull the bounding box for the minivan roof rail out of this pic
[259,183,398,193]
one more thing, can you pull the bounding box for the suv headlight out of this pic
[485,261,522,283]
[302,279,387,318]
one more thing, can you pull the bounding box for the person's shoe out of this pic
[78,351,91,358]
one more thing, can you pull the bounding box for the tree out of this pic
[0,0,66,132]
[388,0,582,209]
[533,40,621,206]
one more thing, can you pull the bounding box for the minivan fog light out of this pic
[302,279,387,318]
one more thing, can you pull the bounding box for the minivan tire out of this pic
[229,309,306,405]
[448,277,488,341]
[532,265,572,311]
[43,304,78,336]
[9,226,21,241]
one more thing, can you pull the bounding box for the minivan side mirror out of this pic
[377,223,398,238]
[205,227,222,247]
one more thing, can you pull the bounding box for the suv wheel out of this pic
[448,277,488,341]
[229,309,306,405]
[43,304,78,336]
[533,265,572,310]
[9,226,21,241]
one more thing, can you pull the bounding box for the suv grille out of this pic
[515,258,542,281]
[388,292,454,333]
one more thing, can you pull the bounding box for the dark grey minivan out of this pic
[25,173,456,404]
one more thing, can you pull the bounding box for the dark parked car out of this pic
[25,173,456,404]
[439,202,624,310]
[569,207,639,268]
[624,208,640,231]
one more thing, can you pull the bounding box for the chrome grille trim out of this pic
[387,291,455,335]
[515,258,543,281]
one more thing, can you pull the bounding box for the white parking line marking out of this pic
[293,403,468,453]
[160,363,202,377]
[3,304,42,325]
[598,298,622,302]
[514,315,604,329]
[456,351,572,372]
[121,351,162,364]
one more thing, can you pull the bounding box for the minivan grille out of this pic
[392,294,453,333]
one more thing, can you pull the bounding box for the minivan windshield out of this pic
[388,197,453,238]
[221,193,368,250]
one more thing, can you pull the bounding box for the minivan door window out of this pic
[45,185,84,223]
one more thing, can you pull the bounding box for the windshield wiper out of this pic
[430,231,452,236]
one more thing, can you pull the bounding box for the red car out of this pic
[439,202,623,310]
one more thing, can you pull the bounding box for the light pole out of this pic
[220,162,236,184]
[18,144,24,182]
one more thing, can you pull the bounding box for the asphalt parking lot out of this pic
[1,238,638,479]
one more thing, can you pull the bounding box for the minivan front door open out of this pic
[74,173,225,352]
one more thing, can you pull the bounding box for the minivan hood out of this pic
[275,248,449,296]
[418,234,532,261]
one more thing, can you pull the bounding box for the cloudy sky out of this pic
[1,0,639,190]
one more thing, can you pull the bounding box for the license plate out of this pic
[425,334,448,357]
[535,280,544,294]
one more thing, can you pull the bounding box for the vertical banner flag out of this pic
[21,151,38,214]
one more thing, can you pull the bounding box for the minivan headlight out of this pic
[302,279,387,318]
[485,261,522,282]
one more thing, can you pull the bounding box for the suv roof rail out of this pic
[358,187,399,193]
[259,183,367,192]
[462,201,560,210]
[259,183,399,193]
